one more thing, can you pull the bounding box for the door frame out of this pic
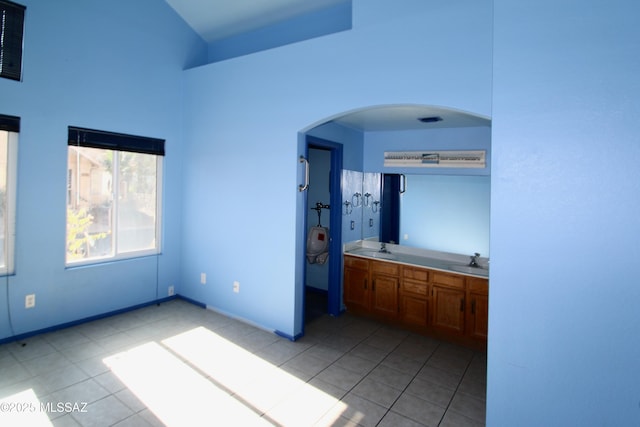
[301,136,343,328]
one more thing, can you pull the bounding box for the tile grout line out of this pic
[373,337,442,427]
[435,354,476,427]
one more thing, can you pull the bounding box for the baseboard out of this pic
[0,295,190,345]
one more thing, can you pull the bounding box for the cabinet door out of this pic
[400,295,429,326]
[468,292,488,340]
[371,274,399,319]
[432,285,465,334]
[400,275,429,327]
[344,267,370,311]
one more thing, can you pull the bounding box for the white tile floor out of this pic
[0,299,486,426]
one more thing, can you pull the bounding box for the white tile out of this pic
[336,393,387,427]
[351,377,402,408]
[367,364,413,390]
[315,365,364,391]
[22,351,73,377]
[2,298,487,427]
[9,337,57,361]
[447,392,486,424]
[39,364,90,394]
[70,395,134,427]
[391,393,446,426]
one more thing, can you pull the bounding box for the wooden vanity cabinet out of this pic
[370,261,400,320]
[466,277,489,341]
[400,266,430,327]
[343,254,488,350]
[431,271,466,335]
[343,255,370,313]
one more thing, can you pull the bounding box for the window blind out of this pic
[68,126,165,156]
[0,0,26,81]
[0,113,19,132]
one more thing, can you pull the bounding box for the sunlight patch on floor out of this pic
[0,388,53,427]
[103,341,273,426]
[162,326,351,426]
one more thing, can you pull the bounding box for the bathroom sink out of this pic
[350,250,396,260]
[370,252,396,260]
[449,264,488,276]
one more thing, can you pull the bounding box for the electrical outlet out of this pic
[200,273,206,284]
[25,294,35,309]
[168,285,175,296]
[233,281,240,293]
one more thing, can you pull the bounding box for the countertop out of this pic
[343,241,489,279]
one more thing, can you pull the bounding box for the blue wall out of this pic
[489,0,640,425]
[181,0,492,338]
[0,0,206,340]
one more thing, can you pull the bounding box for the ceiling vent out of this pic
[418,116,443,123]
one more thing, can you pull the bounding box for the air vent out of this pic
[418,116,443,123]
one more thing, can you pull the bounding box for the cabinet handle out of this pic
[471,299,476,314]
[372,280,376,291]
[364,278,367,290]
[460,298,465,312]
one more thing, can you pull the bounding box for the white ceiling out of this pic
[164,2,491,132]
[331,105,490,132]
[164,0,347,43]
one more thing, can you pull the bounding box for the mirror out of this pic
[378,174,490,256]
[342,172,490,257]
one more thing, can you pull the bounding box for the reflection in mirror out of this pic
[377,174,490,256]
[361,173,381,241]
[380,174,402,244]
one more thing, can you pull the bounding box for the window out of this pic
[0,114,18,275]
[66,127,164,265]
[0,0,26,81]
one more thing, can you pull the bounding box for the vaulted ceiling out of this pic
[164,1,490,131]
[164,0,347,43]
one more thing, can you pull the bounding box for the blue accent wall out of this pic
[0,0,207,340]
[181,0,492,338]
[490,1,640,425]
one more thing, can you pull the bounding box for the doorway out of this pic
[303,136,343,326]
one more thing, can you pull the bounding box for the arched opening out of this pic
[295,104,491,337]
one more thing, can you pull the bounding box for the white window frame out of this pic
[0,129,17,275]
[65,147,163,267]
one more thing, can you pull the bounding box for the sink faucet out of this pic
[469,252,480,267]
[379,243,390,253]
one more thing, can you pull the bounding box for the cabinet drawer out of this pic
[371,260,399,276]
[344,255,369,270]
[401,279,428,297]
[402,266,429,282]
[432,271,465,289]
[467,277,488,293]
